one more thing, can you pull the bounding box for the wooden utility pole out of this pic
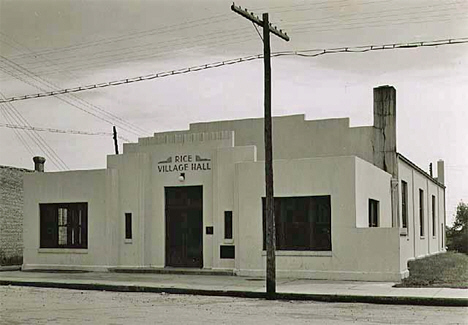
[113,126,119,154]
[231,3,289,299]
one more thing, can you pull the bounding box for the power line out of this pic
[0,106,35,156]
[0,98,69,170]
[0,122,130,141]
[1,37,467,104]
[0,54,149,136]
[8,3,461,75]
[5,13,236,61]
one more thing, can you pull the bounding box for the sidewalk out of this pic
[1,269,467,307]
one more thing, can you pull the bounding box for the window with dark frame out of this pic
[432,195,436,237]
[224,211,233,239]
[262,196,331,251]
[419,189,425,236]
[368,199,379,227]
[125,213,132,240]
[401,181,408,228]
[40,203,87,249]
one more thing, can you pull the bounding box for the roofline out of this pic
[0,165,33,172]
[397,153,445,189]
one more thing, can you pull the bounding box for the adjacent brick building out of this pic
[0,165,33,264]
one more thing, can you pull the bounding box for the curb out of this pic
[0,266,21,272]
[1,280,467,307]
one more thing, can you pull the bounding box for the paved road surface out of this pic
[1,286,467,324]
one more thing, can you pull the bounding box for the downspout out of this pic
[427,178,430,255]
[412,169,416,259]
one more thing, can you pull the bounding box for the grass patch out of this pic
[397,251,468,288]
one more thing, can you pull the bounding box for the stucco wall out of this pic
[166,115,377,164]
[110,132,256,270]
[398,159,445,274]
[23,169,108,270]
[235,156,401,281]
[355,158,392,228]
[0,166,32,263]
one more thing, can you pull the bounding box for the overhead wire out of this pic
[0,56,147,136]
[0,122,130,141]
[0,93,69,170]
[3,30,258,77]
[8,1,464,76]
[0,105,35,156]
[1,37,466,104]
[288,11,467,35]
[7,13,237,61]
[0,35,149,136]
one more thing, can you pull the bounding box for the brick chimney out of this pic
[33,156,46,172]
[373,85,397,177]
[373,85,399,228]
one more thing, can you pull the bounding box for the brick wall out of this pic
[0,166,33,264]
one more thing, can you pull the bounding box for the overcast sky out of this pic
[0,0,467,224]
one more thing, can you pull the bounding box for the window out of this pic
[419,189,425,237]
[432,195,436,237]
[368,199,379,227]
[125,213,132,240]
[224,211,233,239]
[40,203,87,249]
[262,196,331,251]
[401,181,408,228]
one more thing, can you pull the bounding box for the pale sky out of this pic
[0,0,467,224]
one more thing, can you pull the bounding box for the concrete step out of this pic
[108,267,235,276]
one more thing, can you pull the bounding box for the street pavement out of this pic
[0,270,467,306]
[1,286,467,325]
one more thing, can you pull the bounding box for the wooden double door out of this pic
[165,186,203,268]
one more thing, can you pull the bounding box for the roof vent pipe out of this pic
[33,156,46,172]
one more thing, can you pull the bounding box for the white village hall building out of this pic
[23,86,446,281]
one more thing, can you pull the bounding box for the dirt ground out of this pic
[1,286,467,325]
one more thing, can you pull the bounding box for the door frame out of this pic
[164,185,203,268]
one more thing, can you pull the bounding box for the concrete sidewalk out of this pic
[0,270,467,307]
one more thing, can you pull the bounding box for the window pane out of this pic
[263,196,331,251]
[369,199,379,227]
[125,213,132,239]
[401,181,408,228]
[224,211,233,239]
[432,195,436,237]
[419,189,425,236]
[40,203,88,248]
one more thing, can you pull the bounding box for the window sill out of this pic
[399,228,408,236]
[420,236,426,240]
[262,251,332,257]
[124,239,133,244]
[224,239,234,244]
[38,248,88,254]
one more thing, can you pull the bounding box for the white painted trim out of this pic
[261,251,332,257]
[37,248,88,254]
[22,264,110,272]
[236,268,404,281]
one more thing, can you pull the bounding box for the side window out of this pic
[419,189,425,237]
[125,213,132,240]
[224,211,233,240]
[401,181,408,228]
[432,195,436,237]
[368,199,379,227]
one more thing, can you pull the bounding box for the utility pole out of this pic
[231,3,289,299]
[113,126,119,154]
